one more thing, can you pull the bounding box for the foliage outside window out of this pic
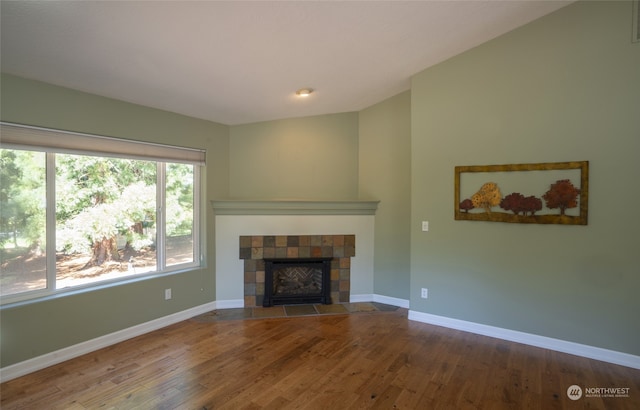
[0,124,203,303]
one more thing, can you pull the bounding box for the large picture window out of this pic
[0,123,204,303]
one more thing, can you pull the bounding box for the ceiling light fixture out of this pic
[295,88,314,97]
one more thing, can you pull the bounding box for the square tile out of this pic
[344,245,355,257]
[240,247,251,259]
[299,236,311,246]
[245,259,257,271]
[284,304,318,316]
[251,247,263,259]
[253,306,286,318]
[315,304,349,315]
[244,283,256,296]
[244,271,256,283]
[244,296,256,307]
[344,235,355,247]
[263,247,276,258]
[345,302,377,312]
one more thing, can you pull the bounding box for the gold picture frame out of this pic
[454,161,589,225]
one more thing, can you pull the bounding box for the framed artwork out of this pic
[455,161,589,225]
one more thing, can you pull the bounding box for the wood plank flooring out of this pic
[2,307,640,409]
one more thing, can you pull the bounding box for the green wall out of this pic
[228,113,359,199]
[0,74,229,367]
[359,91,411,300]
[410,1,640,355]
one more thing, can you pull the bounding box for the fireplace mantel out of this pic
[211,199,379,215]
[213,200,377,307]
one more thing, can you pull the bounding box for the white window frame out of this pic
[0,122,205,305]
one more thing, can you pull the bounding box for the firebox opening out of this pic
[263,258,332,307]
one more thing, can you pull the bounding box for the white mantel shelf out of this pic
[211,199,380,215]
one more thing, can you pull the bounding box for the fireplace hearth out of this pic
[263,258,332,306]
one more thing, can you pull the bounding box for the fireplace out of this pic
[263,258,332,306]
[239,235,355,307]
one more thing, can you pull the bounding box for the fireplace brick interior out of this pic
[240,235,355,307]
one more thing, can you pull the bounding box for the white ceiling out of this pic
[1,1,572,126]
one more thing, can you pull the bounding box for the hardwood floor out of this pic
[2,307,639,409]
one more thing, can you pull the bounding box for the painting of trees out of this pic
[500,193,526,215]
[500,193,543,216]
[454,161,588,225]
[542,179,580,216]
[522,196,542,216]
[459,199,474,213]
[470,182,501,213]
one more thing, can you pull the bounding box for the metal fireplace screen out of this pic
[263,258,332,307]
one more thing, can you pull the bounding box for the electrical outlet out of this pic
[421,288,428,299]
[421,221,429,231]
[164,288,172,300]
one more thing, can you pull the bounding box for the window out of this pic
[0,123,204,303]
[0,149,47,295]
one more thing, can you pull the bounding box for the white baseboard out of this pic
[372,294,410,309]
[408,310,640,370]
[215,299,245,309]
[0,301,218,383]
[349,293,373,303]
[350,293,409,308]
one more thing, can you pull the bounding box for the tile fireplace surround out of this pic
[240,234,355,307]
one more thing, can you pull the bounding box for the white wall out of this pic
[215,215,375,305]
